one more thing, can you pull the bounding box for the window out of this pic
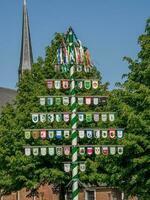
[86,190,95,200]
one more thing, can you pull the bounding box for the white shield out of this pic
[47,97,53,106]
[48,130,54,138]
[80,164,86,172]
[109,113,115,122]
[40,97,45,106]
[64,164,71,173]
[47,114,54,122]
[85,97,92,105]
[48,147,55,156]
[41,147,47,156]
[25,148,31,156]
[63,97,69,106]
[95,147,100,155]
[32,114,39,123]
[33,148,39,156]
[110,147,116,155]
[79,130,85,139]
[78,113,84,122]
[78,97,84,105]
[77,80,83,89]
[64,130,70,139]
[64,113,70,122]
[94,130,100,138]
[55,80,61,89]
[40,114,46,123]
[118,147,124,155]
[93,97,99,105]
[101,113,107,122]
[94,113,99,122]
[86,130,93,138]
[101,130,108,138]
[92,80,99,89]
[56,114,62,122]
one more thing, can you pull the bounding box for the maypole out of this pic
[69,28,79,200]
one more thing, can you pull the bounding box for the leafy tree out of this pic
[0,29,111,199]
[106,18,150,199]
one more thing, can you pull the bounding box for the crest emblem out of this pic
[64,147,70,156]
[40,130,47,139]
[64,164,71,173]
[85,97,92,105]
[87,147,93,155]
[95,147,101,155]
[64,113,70,122]
[55,97,61,105]
[64,130,70,139]
[79,130,85,139]
[102,146,109,155]
[40,114,46,123]
[109,129,116,139]
[62,80,69,89]
[63,97,69,106]
[92,80,99,89]
[47,97,53,106]
[56,131,62,139]
[48,147,55,156]
[80,164,86,172]
[101,130,108,138]
[79,147,85,155]
[84,80,91,90]
[78,97,84,106]
[25,148,31,156]
[33,148,39,156]
[117,129,124,139]
[32,114,39,123]
[47,114,54,122]
[32,131,39,139]
[101,113,107,122]
[47,80,53,89]
[94,113,99,122]
[40,97,45,106]
[56,147,63,156]
[48,130,54,139]
[86,130,93,138]
[94,130,100,138]
[86,113,92,122]
[25,131,31,140]
[56,114,62,122]
[78,113,84,122]
[109,113,115,122]
[110,147,116,155]
[55,80,61,89]
[93,97,99,105]
[40,147,47,156]
[117,147,124,155]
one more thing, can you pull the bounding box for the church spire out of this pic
[19,0,33,79]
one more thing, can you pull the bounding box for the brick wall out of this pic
[1,185,137,200]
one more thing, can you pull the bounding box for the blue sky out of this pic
[0,0,150,89]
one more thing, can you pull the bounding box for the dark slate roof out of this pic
[0,87,17,112]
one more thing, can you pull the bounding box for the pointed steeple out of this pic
[19,0,33,79]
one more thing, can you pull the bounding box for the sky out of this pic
[0,0,150,90]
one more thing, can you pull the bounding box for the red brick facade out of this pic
[0,185,137,200]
